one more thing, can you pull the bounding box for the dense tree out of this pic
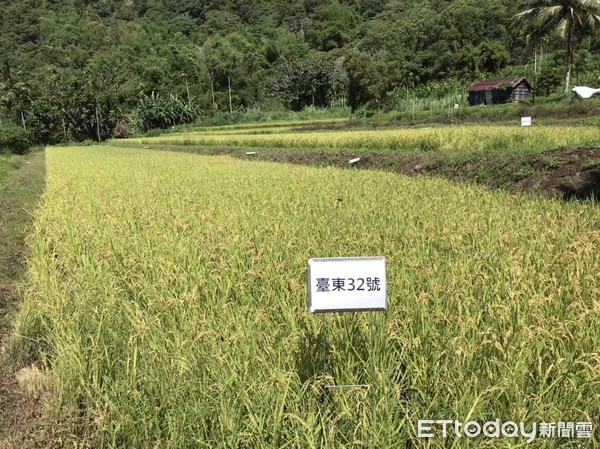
[305,1,359,51]
[0,63,31,130]
[0,0,599,144]
[273,51,342,110]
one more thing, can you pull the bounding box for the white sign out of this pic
[307,257,387,313]
[521,116,532,127]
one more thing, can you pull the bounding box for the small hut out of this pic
[466,77,532,106]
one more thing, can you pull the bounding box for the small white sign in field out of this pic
[307,257,387,313]
[521,116,532,127]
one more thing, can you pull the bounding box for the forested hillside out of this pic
[0,0,599,143]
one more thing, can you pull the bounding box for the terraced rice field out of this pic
[13,145,599,448]
[126,124,600,158]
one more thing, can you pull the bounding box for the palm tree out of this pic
[515,0,600,98]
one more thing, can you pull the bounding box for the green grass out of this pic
[0,150,46,326]
[584,159,600,170]
[0,150,46,447]
[0,151,46,285]
[0,154,23,194]
[354,97,600,127]
[14,146,599,448]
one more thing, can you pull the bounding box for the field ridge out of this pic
[0,151,46,449]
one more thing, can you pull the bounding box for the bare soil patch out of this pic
[520,147,600,200]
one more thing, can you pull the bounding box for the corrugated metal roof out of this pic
[466,77,529,92]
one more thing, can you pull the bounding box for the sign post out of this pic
[307,257,387,427]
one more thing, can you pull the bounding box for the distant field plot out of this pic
[126,124,600,158]
[186,117,348,133]
[16,146,599,448]
[141,118,349,138]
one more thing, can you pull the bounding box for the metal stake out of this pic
[321,313,328,415]
[321,312,378,426]
[370,312,376,421]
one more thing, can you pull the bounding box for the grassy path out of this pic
[0,150,46,449]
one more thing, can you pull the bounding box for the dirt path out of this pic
[0,150,46,449]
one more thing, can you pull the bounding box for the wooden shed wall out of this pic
[511,82,532,101]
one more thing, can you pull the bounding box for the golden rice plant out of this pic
[13,146,599,448]
[125,125,600,158]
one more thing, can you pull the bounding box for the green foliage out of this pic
[24,67,124,143]
[0,123,32,155]
[537,65,563,96]
[0,0,599,142]
[136,92,202,131]
[476,40,511,73]
[573,49,600,85]
[305,0,359,51]
[273,51,342,111]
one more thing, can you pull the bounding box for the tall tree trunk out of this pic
[210,76,216,111]
[228,76,232,113]
[561,20,575,99]
[95,103,101,142]
[20,109,26,131]
[185,78,191,108]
